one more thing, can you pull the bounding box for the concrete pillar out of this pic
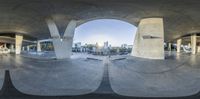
[177,39,182,53]
[191,34,197,54]
[46,19,77,59]
[15,35,23,54]
[27,46,30,51]
[197,46,200,53]
[131,18,164,59]
[10,44,14,52]
[37,41,41,52]
[22,47,25,51]
[188,43,191,48]
[168,43,172,51]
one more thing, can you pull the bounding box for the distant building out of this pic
[121,44,128,49]
[72,41,132,55]
[73,42,82,52]
[103,41,109,49]
[75,42,81,48]
[103,41,110,55]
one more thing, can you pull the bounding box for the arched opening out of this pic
[73,19,137,58]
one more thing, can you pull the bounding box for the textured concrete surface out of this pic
[47,20,76,59]
[110,52,200,97]
[15,35,23,54]
[177,39,182,53]
[191,34,197,54]
[0,0,200,41]
[93,57,114,94]
[9,55,104,96]
[1,52,200,98]
[131,18,164,59]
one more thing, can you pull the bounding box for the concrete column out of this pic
[188,43,191,48]
[46,19,77,59]
[15,35,23,54]
[191,34,197,54]
[10,44,14,52]
[177,39,182,53]
[37,41,41,52]
[22,47,25,51]
[131,18,164,59]
[27,46,30,51]
[197,46,200,53]
[168,43,172,51]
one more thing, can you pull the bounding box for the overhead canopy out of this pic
[0,0,199,42]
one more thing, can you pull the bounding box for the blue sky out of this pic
[74,19,137,47]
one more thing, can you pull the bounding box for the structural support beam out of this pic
[37,41,41,52]
[191,34,197,54]
[131,18,164,59]
[15,35,23,54]
[46,19,77,59]
[177,39,182,53]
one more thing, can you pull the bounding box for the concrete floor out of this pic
[9,55,104,96]
[0,52,200,98]
[110,52,200,97]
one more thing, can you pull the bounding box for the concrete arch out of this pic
[77,17,138,28]
[74,18,137,48]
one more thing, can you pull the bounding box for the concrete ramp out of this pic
[10,56,104,96]
[110,54,200,97]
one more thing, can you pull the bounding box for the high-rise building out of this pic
[121,44,128,48]
[103,41,109,49]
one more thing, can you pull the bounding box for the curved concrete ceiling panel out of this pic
[0,0,199,41]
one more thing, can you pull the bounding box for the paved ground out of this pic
[0,52,200,98]
[110,52,200,97]
[9,55,104,96]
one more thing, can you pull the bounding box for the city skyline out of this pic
[73,41,133,47]
[74,19,137,47]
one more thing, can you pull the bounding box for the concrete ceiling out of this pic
[0,0,200,42]
[0,36,36,45]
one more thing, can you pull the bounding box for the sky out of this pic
[74,19,137,47]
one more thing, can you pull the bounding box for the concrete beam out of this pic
[191,34,197,54]
[15,35,23,54]
[131,18,164,59]
[46,19,77,59]
[177,39,182,53]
